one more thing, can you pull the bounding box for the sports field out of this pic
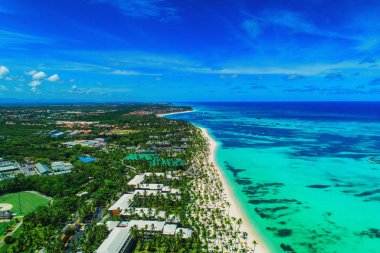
[0,192,50,216]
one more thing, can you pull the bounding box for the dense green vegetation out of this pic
[0,104,198,252]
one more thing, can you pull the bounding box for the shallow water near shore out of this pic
[167,102,380,253]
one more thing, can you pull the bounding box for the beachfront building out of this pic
[95,226,133,253]
[109,173,182,218]
[108,189,181,217]
[0,159,22,180]
[127,172,180,190]
[124,154,185,168]
[108,193,135,216]
[127,172,178,186]
[96,220,192,253]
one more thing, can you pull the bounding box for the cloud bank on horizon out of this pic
[1,0,380,102]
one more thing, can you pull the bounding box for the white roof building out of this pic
[108,193,135,213]
[127,174,145,186]
[121,208,166,219]
[96,220,192,253]
[175,228,193,239]
[129,220,165,232]
[138,183,163,190]
[134,190,162,196]
[161,186,171,192]
[95,227,132,253]
[105,221,120,231]
[170,189,181,195]
[162,224,177,235]
[144,172,165,177]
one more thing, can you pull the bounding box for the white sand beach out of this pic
[157,110,195,117]
[200,127,272,253]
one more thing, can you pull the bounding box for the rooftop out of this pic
[129,220,165,232]
[175,228,193,239]
[35,163,51,174]
[138,184,163,190]
[127,174,145,186]
[108,193,135,212]
[163,224,177,235]
[95,226,131,253]
[124,154,185,167]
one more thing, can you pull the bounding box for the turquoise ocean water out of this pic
[166,102,380,253]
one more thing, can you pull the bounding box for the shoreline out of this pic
[199,127,271,253]
[157,110,195,117]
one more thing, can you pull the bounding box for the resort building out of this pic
[137,183,163,190]
[49,130,65,138]
[63,139,106,149]
[108,193,135,215]
[96,220,192,253]
[162,224,177,235]
[95,226,133,253]
[51,161,74,172]
[124,154,185,167]
[56,121,99,127]
[35,163,52,175]
[127,174,146,187]
[121,208,166,219]
[109,173,182,218]
[0,159,22,180]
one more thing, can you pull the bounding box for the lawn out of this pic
[0,221,9,235]
[0,192,51,216]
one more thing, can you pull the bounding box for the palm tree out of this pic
[252,240,258,252]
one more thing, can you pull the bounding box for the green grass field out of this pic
[0,221,9,235]
[0,192,50,216]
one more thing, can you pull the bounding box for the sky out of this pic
[1,0,380,102]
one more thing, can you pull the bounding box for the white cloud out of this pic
[31,86,38,92]
[112,69,162,76]
[71,85,77,89]
[25,70,37,75]
[26,70,47,80]
[0,66,10,79]
[183,60,377,76]
[32,71,47,80]
[28,80,42,87]
[0,85,8,91]
[47,74,60,82]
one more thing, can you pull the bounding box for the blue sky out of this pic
[1,0,380,102]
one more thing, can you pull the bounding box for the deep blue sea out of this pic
[167,102,380,253]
